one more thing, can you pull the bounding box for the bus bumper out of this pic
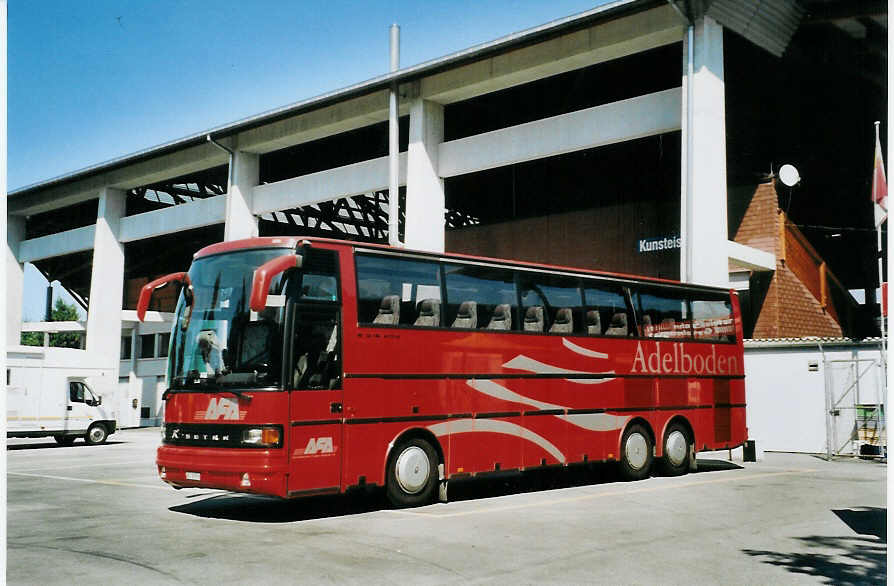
[157,445,288,498]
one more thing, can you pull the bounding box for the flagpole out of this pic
[873,121,887,457]
[875,121,887,360]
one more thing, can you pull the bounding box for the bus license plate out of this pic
[186,472,200,481]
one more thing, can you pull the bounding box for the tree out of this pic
[49,298,82,348]
[20,330,42,346]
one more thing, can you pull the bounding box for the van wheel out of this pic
[85,424,108,445]
[658,423,691,476]
[54,435,76,446]
[386,438,438,508]
[619,423,653,481]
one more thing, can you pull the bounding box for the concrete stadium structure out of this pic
[6,0,887,428]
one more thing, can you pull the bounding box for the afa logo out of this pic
[203,397,241,421]
[304,437,334,455]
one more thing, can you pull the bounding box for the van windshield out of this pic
[168,248,290,390]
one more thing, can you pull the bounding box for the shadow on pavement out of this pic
[833,507,887,541]
[7,440,125,451]
[695,458,745,472]
[169,491,386,523]
[743,533,886,584]
[169,459,746,522]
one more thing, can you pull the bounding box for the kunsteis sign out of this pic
[637,235,681,253]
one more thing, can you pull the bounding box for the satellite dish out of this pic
[778,164,801,187]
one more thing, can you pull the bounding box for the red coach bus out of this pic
[139,236,746,507]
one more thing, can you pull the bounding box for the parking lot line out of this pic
[391,468,818,519]
[8,471,169,490]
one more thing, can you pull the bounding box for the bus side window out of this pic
[518,272,583,334]
[583,282,630,337]
[356,254,442,326]
[443,263,517,330]
[633,288,693,339]
[692,295,736,342]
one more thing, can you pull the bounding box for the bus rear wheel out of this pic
[386,438,438,508]
[658,423,691,476]
[619,423,653,481]
[54,435,76,446]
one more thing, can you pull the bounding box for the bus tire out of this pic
[657,422,691,477]
[619,423,653,481]
[54,435,76,446]
[85,423,108,446]
[386,438,438,508]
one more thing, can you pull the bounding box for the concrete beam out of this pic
[21,321,87,333]
[6,216,25,344]
[404,99,445,252]
[439,88,681,178]
[680,16,729,287]
[18,224,96,263]
[119,195,226,243]
[252,153,408,215]
[420,5,683,104]
[235,89,407,155]
[85,188,126,369]
[9,143,227,216]
[121,310,174,323]
[728,240,776,272]
[224,151,259,241]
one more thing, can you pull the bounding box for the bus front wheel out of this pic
[386,438,438,508]
[619,423,653,481]
[657,422,691,476]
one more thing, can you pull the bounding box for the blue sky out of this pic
[10,0,610,320]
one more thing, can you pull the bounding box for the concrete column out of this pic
[680,16,728,286]
[86,188,126,368]
[224,150,260,241]
[6,216,25,345]
[404,98,445,253]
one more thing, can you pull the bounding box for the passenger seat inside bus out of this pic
[586,310,602,335]
[549,308,573,333]
[414,299,440,327]
[452,301,478,328]
[604,313,628,336]
[523,306,544,332]
[487,304,512,330]
[373,295,400,325]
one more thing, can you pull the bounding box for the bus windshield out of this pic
[168,248,290,390]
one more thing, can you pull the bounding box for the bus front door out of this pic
[287,312,343,497]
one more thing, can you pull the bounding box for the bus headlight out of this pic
[241,426,282,448]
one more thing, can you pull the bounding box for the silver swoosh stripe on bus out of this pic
[428,419,566,464]
[502,355,615,385]
[468,379,562,411]
[467,379,629,432]
[561,338,609,359]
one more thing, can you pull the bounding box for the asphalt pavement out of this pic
[6,428,887,585]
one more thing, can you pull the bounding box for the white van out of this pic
[6,346,118,445]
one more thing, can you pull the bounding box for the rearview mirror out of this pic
[250,254,303,312]
[137,272,191,321]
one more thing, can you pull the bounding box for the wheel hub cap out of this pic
[625,433,648,470]
[665,430,688,466]
[395,446,430,494]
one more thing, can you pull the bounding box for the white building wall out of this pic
[744,342,886,455]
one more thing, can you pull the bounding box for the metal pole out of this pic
[388,24,401,247]
[44,285,53,321]
[874,121,888,455]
